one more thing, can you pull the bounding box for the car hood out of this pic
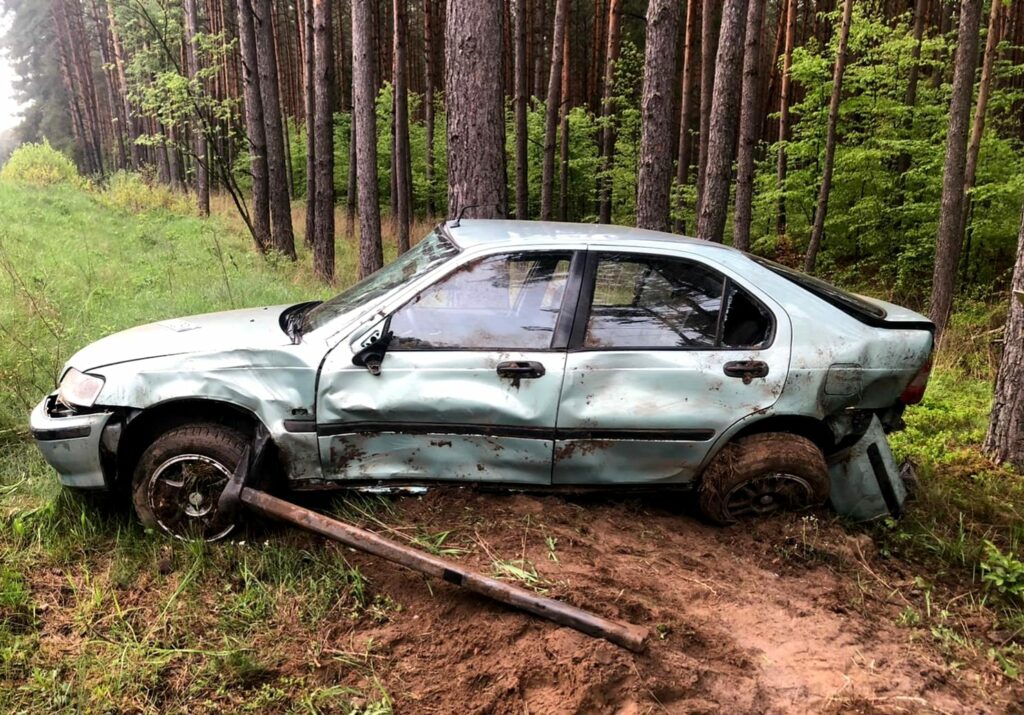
[67,305,295,372]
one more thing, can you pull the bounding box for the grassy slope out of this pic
[0,180,1022,710]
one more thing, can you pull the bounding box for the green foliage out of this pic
[0,141,85,188]
[981,541,1024,603]
[101,171,195,215]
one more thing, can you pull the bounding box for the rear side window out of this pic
[749,255,886,320]
[582,254,771,349]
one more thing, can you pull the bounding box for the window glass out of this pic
[585,256,726,348]
[390,253,572,350]
[721,283,772,348]
[302,230,459,332]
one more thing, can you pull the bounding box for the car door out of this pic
[316,250,580,485]
[552,249,791,485]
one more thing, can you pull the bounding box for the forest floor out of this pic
[1,179,1023,713]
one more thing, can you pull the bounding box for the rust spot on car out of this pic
[554,439,614,461]
[430,439,453,448]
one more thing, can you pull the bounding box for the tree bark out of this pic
[695,0,719,215]
[803,0,853,273]
[237,0,271,251]
[254,0,296,259]
[106,0,141,169]
[353,0,384,277]
[596,0,622,224]
[775,0,797,237]
[929,0,984,338]
[445,0,506,219]
[424,0,437,216]
[674,0,699,233]
[695,0,748,244]
[514,0,530,219]
[984,211,1024,470]
[312,0,335,282]
[636,0,680,232]
[540,0,570,221]
[730,0,766,251]
[558,30,571,221]
[393,0,412,252]
[185,0,210,216]
[959,0,1004,253]
[302,0,316,247]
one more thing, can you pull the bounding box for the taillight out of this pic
[900,359,932,405]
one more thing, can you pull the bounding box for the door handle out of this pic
[496,361,546,379]
[723,360,769,383]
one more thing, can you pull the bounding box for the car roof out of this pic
[444,219,738,254]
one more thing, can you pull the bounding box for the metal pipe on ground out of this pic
[239,487,649,652]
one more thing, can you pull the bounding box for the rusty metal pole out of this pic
[240,488,649,652]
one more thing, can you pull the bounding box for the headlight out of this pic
[57,368,105,408]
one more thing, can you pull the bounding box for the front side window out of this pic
[583,254,771,349]
[389,252,572,350]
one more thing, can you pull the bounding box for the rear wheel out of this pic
[698,433,830,525]
[132,423,247,541]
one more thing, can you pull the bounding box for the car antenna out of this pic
[450,203,503,228]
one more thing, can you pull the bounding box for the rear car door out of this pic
[553,249,792,485]
[316,250,580,485]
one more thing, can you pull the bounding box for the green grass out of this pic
[0,178,395,712]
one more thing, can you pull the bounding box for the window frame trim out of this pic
[384,249,587,353]
[566,250,777,353]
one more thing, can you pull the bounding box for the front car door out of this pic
[553,249,792,485]
[316,249,581,485]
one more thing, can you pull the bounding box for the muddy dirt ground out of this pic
[270,488,1023,714]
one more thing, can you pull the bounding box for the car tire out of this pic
[132,423,247,541]
[698,432,830,525]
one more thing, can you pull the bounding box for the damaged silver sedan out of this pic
[30,221,934,539]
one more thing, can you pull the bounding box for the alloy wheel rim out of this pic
[148,453,236,542]
[723,473,814,521]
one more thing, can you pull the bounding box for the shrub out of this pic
[101,171,194,215]
[0,141,85,188]
[981,541,1024,604]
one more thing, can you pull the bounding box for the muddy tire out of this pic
[132,423,247,541]
[698,433,830,525]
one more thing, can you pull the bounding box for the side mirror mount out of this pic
[352,319,393,376]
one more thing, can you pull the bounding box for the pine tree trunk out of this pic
[596,0,621,224]
[803,0,853,273]
[674,0,699,233]
[984,213,1024,470]
[185,0,210,216]
[312,0,335,282]
[514,0,530,219]
[352,0,384,277]
[775,0,797,237]
[558,30,570,221]
[695,0,719,216]
[959,0,1003,253]
[929,0,984,338]
[393,0,412,253]
[445,0,506,219]
[106,0,141,169]
[532,0,546,99]
[303,0,316,247]
[695,0,748,244]
[254,0,296,259]
[424,0,437,216]
[87,0,127,171]
[540,0,570,220]
[237,0,272,252]
[636,0,680,232]
[731,0,766,251]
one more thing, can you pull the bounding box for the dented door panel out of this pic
[317,350,565,484]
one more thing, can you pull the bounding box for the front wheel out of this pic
[698,433,830,525]
[132,423,247,541]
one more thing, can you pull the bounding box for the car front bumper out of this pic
[30,394,114,489]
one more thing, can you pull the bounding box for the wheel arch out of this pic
[726,414,836,456]
[116,398,265,489]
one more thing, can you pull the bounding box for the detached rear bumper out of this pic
[30,395,114,489]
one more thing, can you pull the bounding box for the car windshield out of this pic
[749,254,887,321]
[302,229,460,333]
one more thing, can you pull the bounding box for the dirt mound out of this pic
[304,489,1019,713]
